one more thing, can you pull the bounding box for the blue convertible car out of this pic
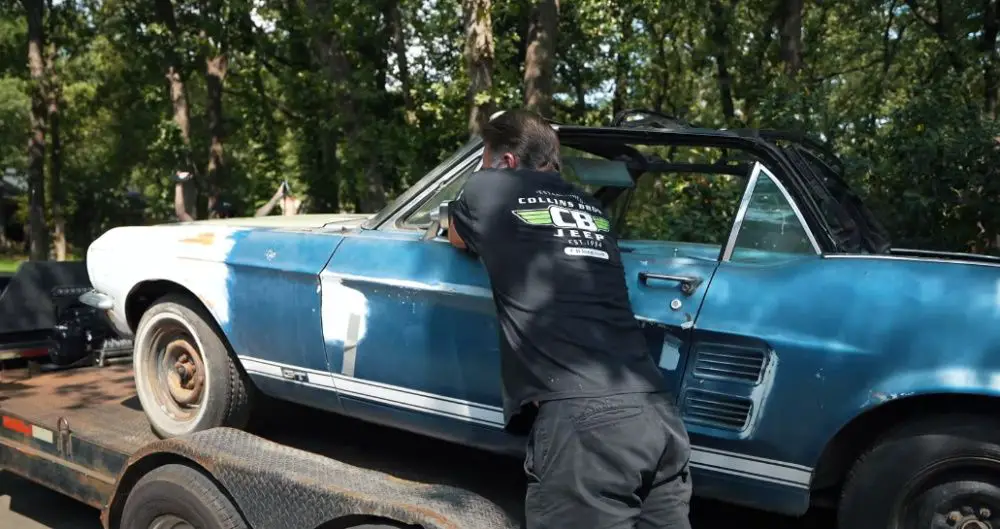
[83,111,1000,529]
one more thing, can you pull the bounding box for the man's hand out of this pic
[447,213,467,250]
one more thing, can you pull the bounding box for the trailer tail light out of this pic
[0,346,50,361]
[1,415,54,444]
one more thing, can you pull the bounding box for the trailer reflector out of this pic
[32,425,54,444]
[2,415,55,444]
[2,416,32,436]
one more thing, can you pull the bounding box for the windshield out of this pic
[362,137,484,229]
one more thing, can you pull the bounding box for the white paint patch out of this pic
[319,274,369,347]
[86,224,245,330]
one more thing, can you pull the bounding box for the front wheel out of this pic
[838,414,1000,529]
[133,293,253,438]
[119,464,248,529]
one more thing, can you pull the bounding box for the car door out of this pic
[607,159,752,397]
[679,161,823,495]
[318,146,515,449]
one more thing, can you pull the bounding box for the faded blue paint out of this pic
[619,240,721,393]
[692,253,1000,474]
[127,149,1000,520]
[220,228,346,375]
[323,229,501,406]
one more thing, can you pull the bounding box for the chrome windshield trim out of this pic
[763,164,822,255]
[385,147,485,232]
[721,163,763,262]
[721,162,822,261]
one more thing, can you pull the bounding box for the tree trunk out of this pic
[387,0,414,123]
[710,0,737,123]
[303,0,384,212]
[205,53,228,216]
[778,0,804,78]
[983,0,999,118]
[155,0,196,221]
[650,22,670,113]
[280,0,337,213]
[612,4,632,117]
[463,0,494,135]
[47,59,64,260]
[523,0,559,117]
[45,0,64,259]
[24,0,48,261]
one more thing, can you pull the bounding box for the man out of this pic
[255,181,304,217]
[447,109,693,529]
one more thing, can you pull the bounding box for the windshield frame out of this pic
[362,137,485,230]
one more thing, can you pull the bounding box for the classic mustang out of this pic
[83,111,1000,529]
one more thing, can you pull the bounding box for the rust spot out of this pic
[179,232,216,246]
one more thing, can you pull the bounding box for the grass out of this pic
[0,256,24,273]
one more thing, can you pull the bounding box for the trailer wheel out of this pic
[838,414,1000,529]
[120,464,247,529]
[134,293,252,438]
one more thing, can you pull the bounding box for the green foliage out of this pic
[0,258,21,273]
[0,0,998,257]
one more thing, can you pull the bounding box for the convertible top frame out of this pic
[363,111,891,255]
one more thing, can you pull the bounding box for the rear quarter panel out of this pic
[688,253,1000,515]
[699,254,1000,469]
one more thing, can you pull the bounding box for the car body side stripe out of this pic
[239,355,813,487]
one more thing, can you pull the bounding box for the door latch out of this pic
[638,271,703,295]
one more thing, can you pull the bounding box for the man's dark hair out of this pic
[481,109,561,171]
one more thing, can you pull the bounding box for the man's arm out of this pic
[447,171,499,256]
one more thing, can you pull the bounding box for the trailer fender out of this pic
[103,427,518,529]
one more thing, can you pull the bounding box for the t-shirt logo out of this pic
[512,204,613,260]
[513,205,611,232]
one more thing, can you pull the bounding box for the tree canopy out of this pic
[1,0,998,258]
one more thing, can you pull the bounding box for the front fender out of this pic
[86,225,252,335]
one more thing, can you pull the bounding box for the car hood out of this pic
[87,213,371,259]
[176,213,372,230]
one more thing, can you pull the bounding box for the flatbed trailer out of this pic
[0,364,522,529]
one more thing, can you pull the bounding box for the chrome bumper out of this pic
[78,289,114,310]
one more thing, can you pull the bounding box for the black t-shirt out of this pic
[451,168,668,432]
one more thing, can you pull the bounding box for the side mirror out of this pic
[437,201,451,231]
[428,201,452,229]
[423,200,453,241]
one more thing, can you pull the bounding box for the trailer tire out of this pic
[120,464,247,529]
[134,293,252,438]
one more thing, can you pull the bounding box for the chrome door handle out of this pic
[638,272,703,295]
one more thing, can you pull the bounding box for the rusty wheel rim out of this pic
[164,338,205,407]
[144,320,205,423]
